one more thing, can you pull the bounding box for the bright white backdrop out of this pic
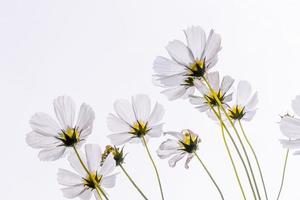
[1,0,300,199]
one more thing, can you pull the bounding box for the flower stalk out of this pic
[194,152,224,200]
[141,136,165,200]
[119,163,149,200]
[276,149,289,200]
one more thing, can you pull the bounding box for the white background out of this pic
[1,0,300,199]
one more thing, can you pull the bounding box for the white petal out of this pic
[292,96,300,117]
[148,103,165,126]
[223,93,233,103]
[107,113,130,133]
[194,79,209,96]
[166,40,194,66]
[29,113,61,137]
[237,81,252,106]
[206,72,219,91]
[196,104,210,112]
[245,92,258,111]
[61,185,85,199]
[243,110,257,121]
[280,139,300,149]
[38,146,66,161]
[148,124,163,138]
[153,56,186,76]
[68,151,88,177]
[280,116,300,139]
[156,73,186,87]
[132,94,151,122]
[168,152,185,168]
[54,96,76,130]
[78,189,92,200]
[203,29,221,66]
[157,148,179,159]
[85,144,102,173]
[99,153,116,176]
[101,174,117,188]
[164,131,183,140]
[185,154,194,169]
[107,132,133,146]
[182,86,195,99]
[76,103,95,132]
[189,95,205,105]
[184,26,206,60]
[57,168,82,186]
[26,131,60,149]
[114,99,135,125]
[220,76,234,94]
[158,139,180,150]
[161,86,187,101]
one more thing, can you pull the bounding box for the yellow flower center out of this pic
[83,172,102,189]
[229,105,245,120]
[59,127,80,146]
[182,131,198,145]
[130,121,148,137]
[206,91,224,106]
[190,60,205,72]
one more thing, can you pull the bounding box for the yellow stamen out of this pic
[182,130,198,145]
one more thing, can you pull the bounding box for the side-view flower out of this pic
[26,25,299,200]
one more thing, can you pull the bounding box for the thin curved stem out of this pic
[203,77,261,200]
[72,146,109,200]
[276,149,289,200]
[119,164,149,200]
[141,136,165,200]
[217,108,247,200]
[208,99,256,199]
[238,120,269,200]
[95,187,103,200]
[194,152,224,200]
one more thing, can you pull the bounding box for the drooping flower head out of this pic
[280,96,300,154]
[153,26,221,100]
[157,129,201,169]
[228,80,258,121]
[57,144,116,199]
[26,96,95,161]
[101,145,125,166]
[107,94,165,145]
[189,71,234,113]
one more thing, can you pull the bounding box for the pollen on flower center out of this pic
[83,172,102,189]
[229,105,245,120]
[58,127,80,147]
[189,60,206,77]
[130,121,149,137]
[101,145,124,166]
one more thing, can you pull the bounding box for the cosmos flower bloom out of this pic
[107,94,165,145]
[280,96,300,154]
[153,26,221,100]
[26,96,95,161]
[228,80,258,121]
[157,129,201,169]
[57,144,116,199]
[189,71,234,113]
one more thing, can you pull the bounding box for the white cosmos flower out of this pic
[157,129,201,169]
[280,96,300,154]
[26,96,95,161]
[107,94,165,146]
[153,26,221,101]
[58,144,117,200]
[228,80,258,121]
[189,71,234,115]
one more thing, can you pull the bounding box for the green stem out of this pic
[218,108,247,200]
[95,187,103,200]
[119,164,149,200]
[238,120,269,200]
[194,152,224,200]
[72,146,109,200]
[276,149,289,200]
[203,77,261,200]
[141,136,165,200]
[208,99,256,199]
